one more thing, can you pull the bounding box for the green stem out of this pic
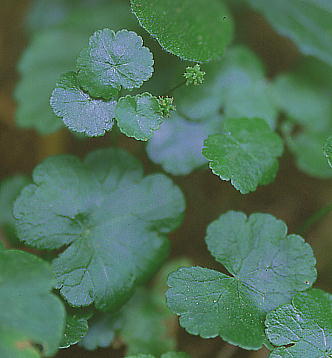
[297,203,332,235]
[162,79,187,96]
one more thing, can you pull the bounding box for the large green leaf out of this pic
[167,211,317,350]
[266,289,332,357]
[146,113,223,175]
[244,0,332,66]
[0,249,65,357]
[77,29,153,99]
[50,72,117,136]
[203,117,283,194]
[130,0,233,62]
[14,148,185,311]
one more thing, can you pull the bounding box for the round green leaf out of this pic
[202,117,283,193]
[166,211,317,350]
[14,148,185,311]
[266,289,332,357]
[0,249,65,357]
[77,29,154,99]
[50,71,117,136]
[115,93,164,141]
[130,0,234,62]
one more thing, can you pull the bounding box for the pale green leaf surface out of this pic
[14,148,185,311]
[0,250,65,357]
[244,0,332,66]
[167,211,317,349]
[115,93,164,141]
[266,289,332,358]
[202,118,283,194]
[50,71,116,136]
[175,46,277,127]
[146,113,223,175]
[130,0,233,62]
[77,29,153,99]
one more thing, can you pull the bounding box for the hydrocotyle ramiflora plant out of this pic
[3,0,332,357]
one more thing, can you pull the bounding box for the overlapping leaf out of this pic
[14,148,185,311]
[77,29,153,99]
[146,113,223,175]
[15,1,137,134]
[130,0,233,62]
[115,93,164,141]
[0,249,65,357]
[51,71,117,136]
[167,211,317,349]
[266,289,332,357]
[243,0,332,66]
[203,118,283,193]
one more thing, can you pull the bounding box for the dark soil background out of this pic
[1,1,331,357]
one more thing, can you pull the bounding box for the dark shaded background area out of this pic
[1,1,331,357]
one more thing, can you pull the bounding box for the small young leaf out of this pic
[146,113,223,176]
[59,312,89,349]
[166,211,317,350]
[266,289,332,357]
[14,148,185,311]
[0,249,65,357]
[115,93,164,141]
[243,0,332,66]
[50,71,116,136]
[324,136,332,168]
[203,118,283,193]
[77,29,153,99]
[130,0,233,62]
